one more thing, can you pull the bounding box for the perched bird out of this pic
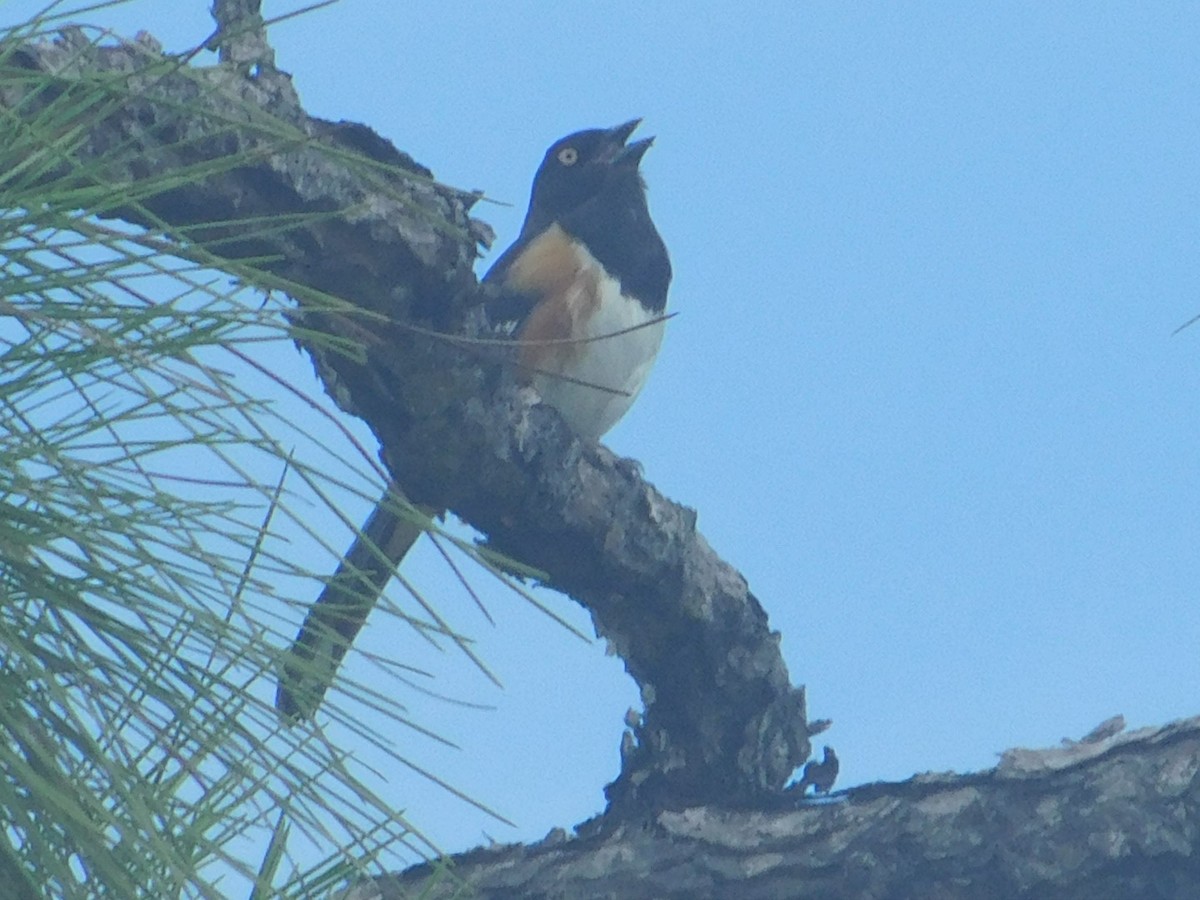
[276,119,671,720]
[797,746,840,796]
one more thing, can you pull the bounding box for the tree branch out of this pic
[4,30,812,816]
[356,716,1200,900]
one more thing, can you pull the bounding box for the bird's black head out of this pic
[520,118,653,236]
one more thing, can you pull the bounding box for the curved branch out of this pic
[4,30,812,817]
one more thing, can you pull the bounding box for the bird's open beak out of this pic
[605,118,654,167]
[608,118,642,145]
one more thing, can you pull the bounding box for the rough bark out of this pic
[2,25,811,818]
[353,717,1200,900]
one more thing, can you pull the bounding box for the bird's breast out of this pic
[508,225,665,441]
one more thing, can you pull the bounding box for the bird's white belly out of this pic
[534,272,664,442]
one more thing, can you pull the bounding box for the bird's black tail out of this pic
[275,489,427,721]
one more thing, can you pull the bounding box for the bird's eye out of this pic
[557,146,579,166]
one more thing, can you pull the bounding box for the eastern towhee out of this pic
[277,119,671,720]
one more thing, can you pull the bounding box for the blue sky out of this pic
[7,0,1200,870]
